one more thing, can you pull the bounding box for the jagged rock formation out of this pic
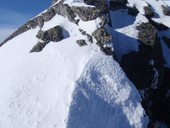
[76,39,87,47]
[30,26,64,53]
[162,5,170,16]
[137,23,157,46]
[92,28,112,46]
[144,6,154,19]
[109,0,170,127]
[36,26,63,42]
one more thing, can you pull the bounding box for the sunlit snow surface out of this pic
[67,55,148,128]
[3,0,170,127]
[0,28,148,128]
[0,17,148,127]
[0,14,148,128]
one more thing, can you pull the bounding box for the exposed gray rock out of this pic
[36,26,63,42]
[162,5,170,16]
[30,42,48,53]
[99,16,107,27]
[42,8,56,22]
[137,23,157,46]
[102,47,113,56]
[53,4,79,24]
[86,34,93,43]
[144,6,154,18]
[76,39,87,47]
[92,28,112,46]
[72,6,102,21]
[37,16,44,28]
[79,29,93,43]
[72,0,109,22]
[26,18,39,29]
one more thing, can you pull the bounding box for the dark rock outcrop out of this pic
[162,5,170,16]
[92,27,113,55]
[79,29,93,44]
[120,41,166,126]
[149,19,169,31]
[36,26,64,42]
[92,28,112,46]
[53,4,79,24]
[144,6,154,18]
[127,7,139,16]
[121,51,154,90]
[72,6,106,21]
[137,23,157,46]
[76,39,87,47]
[30,42,48,53]
[31,26,64,53]
[42,8,56,22]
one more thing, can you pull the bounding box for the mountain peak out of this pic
[0,0,170,128]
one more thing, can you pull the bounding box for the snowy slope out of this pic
[67,55,148,128]
[0,17,148,127]
[3,0,170,127]
[0,15,100,128]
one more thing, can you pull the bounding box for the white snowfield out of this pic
[0,19,148,128]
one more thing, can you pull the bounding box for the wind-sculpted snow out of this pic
[67,55,148,128]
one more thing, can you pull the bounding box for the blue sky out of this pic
[0,0,51,42]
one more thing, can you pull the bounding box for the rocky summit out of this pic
[0,0,170,128]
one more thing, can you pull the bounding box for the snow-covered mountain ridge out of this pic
[0,0,170,128]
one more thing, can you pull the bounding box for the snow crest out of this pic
[67,55,148,128]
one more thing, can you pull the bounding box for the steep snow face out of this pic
[67,55,148,128]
